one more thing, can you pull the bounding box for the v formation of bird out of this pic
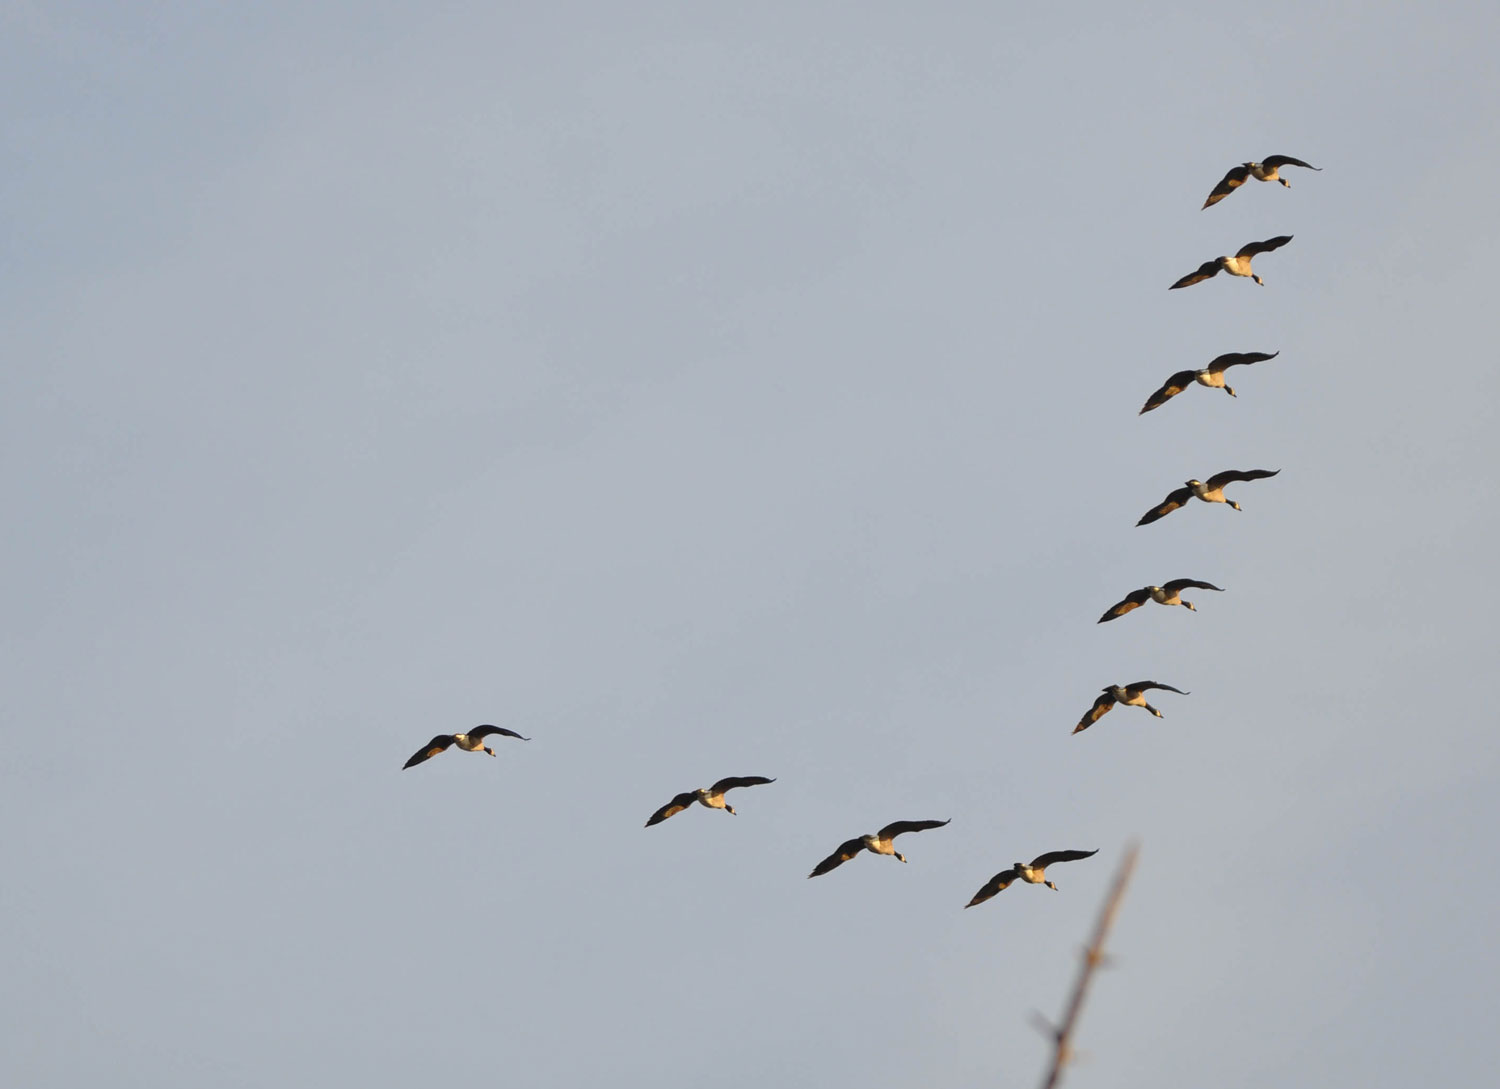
[396,154,1315,913]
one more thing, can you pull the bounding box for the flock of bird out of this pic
[401,153,1318,911]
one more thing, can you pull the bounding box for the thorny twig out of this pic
[1036,842,1140,1089]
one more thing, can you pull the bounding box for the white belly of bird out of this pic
[455,736,481,751]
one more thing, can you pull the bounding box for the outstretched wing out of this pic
[1236,235,1293,259]
[1205,350,1278,374]
[644,790,700,827]
[965,868,1021,908]
[1126,681,1189,695]
[809,837,868,878]
[470,724,531,742]
[1169,259,1222,290]
[1137,485,1194,526]
[1097,587,1152,623]
[1162,578,1223,593]
[1073,693,1115,734]
[1263,155,1319,172]
[402,734,455,770]
[1139,370,1199,414]
[1029,848,1100,869]
[709,775,775,794]
[877,818,951,841]
[1204,467,1280,490]
[1202,164,1251,209]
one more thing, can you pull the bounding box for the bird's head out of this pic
[1225,385,1237,397]
[1183,601,1196,611]
[895,852,908,864]
[1045,880,1059,891]
[1252,274,1265,285]
[483,746,496,757]
[725,804,737,816]
[1229,500,1243,511]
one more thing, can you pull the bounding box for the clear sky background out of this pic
[5,3,1499,1086]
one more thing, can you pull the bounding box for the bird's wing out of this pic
[1236,235,1293,259]
[1139,370,1199,414]
[878,818,951,841]
[965,868,1020,908]
[402,735,455,770]
[1029,848,1100,869]
[1127,681,1189,695]
[808,837,868,878]
[1097,587,1152,623]
[1169,260,1222,289]
[644,791,701,827]
[1202,164,1251,209]
[1205,468,1280,490]
[1263,155,1319,171]
[708,775,775,794]
[1205,350,1279,374]
[1137,486,1194,526]
[469,724,531,742]
[1073,693,1115,734]
[1162,578,1224,593]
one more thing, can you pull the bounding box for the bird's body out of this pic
[808,819,950,878]
[402,725,531,769]
[1074,682,1187,734]
[1170,235,1293,289]
[1139,351,1279,414]
[1097,579,1224,623]
[1202,155,1320,209]
[1137,468,1280,526]
[966,849,1099,907]
[644,776,776,826]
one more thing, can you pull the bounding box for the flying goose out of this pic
[644,776,776,826]
[808,819,951,878]
[1202,156,1321,209]
[402,725,531,770]
[1139,351,1279,413]
[965,849,1100,907]
[1169,235,1292,289]
[1137,469,1280,526]
[1097,579,1224,623]
[1073,682,1188,734]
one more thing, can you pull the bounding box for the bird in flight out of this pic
[1137,469,1280,526]
[1097,579,1224,623]
[1202,155,1320,209]
[1074,683,1188,734]
[644,776,777,826]
[1139,351,1280,413]
[402,725,531,770]
[1170,235,1293,289]
[808,819,951,878]
[965,849,1100,907]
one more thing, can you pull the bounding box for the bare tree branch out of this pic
[1036,842,1140,1089]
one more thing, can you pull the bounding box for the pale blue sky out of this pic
[4,3,1499,1086]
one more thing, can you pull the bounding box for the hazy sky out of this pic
[5,3,1499,1086]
